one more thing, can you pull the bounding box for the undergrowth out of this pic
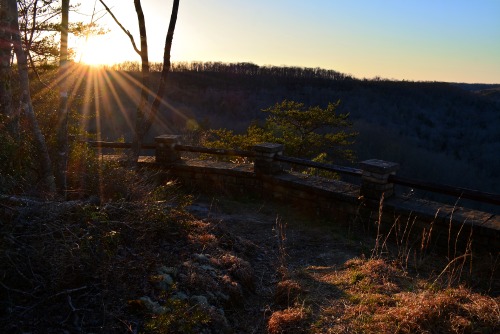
[0,164,209,333]
[1,170,498,333]
[257,193,499,334]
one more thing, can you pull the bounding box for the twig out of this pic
[433,253,471,285]
[371,193,384,258]
[0,202,15,211]
[52,286,88,298]
[0,281,37,297]
[67,295,77,312]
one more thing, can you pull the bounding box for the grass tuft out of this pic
[267,306,310,334]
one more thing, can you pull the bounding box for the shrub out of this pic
[203,100,357,167]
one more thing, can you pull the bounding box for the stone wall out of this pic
[149,136,499,254]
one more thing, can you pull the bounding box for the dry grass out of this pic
[372,287,500,333]
[274,279,304,307]
[220,253,255,290]
[267,306,309,334]
[309,258,499,334]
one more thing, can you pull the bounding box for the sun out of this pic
[75,35,135,66]
[76,36,110,66]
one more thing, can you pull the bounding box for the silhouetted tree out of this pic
[6,0,55,193]
[100,0,180,164]
[55,0,69,195]
[0,0,16,136]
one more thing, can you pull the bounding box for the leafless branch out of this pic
[98,0,141,55]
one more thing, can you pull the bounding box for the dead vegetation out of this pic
[0,175,259,333]
[305,257,499,333]
[1,177,499,333]
[267,306,310,334]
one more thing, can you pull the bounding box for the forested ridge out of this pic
[84,62,500,195]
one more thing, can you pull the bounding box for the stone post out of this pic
[359,159,399,200]
[155,135,181,164]
[253,143,284,175]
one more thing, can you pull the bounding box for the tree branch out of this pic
[98,0,140,55]
[143,0,180,134]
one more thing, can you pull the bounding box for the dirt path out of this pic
[187,196,362,333]
[186,195,499,334]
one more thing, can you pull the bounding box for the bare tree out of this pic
[6,0,55,194]
[55,0,69,195]
[0,0,16,137]
[99,0,180,163]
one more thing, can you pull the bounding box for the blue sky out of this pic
[76,0,500,83]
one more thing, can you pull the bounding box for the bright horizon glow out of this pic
[72,0,500,83]
[77,36,119,65]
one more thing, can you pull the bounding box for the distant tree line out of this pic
[110,61,355,81]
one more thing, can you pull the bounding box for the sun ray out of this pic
[100,70,139,134]
[107,69,191,133]
[92,73,106,200]
[78,66,102,141]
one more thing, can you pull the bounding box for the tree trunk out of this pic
[100,0,180,165]
[7,0,55,194]
[0,0,16,138]
[142,0,179,135]
[55,0,69,196]
[129,0,150,164]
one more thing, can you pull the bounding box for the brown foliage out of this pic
[274,279,303,307]
[220,253,255,291]
[267,307,309,334]
[371,287,500,333]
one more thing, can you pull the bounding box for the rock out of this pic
[190,295,209,307]
[171,291,189,301]
[215,291,230,302]
[206,291,215,301]
[158,274,174,290]
[158,266,178,277]
[193,253,210,262]
[139,296,166,314]
[207,306,232,334]
[200,264,217,274]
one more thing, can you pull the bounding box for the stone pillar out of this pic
[360,159,399,200]
[155,135,181,164]
[253,143,284,175]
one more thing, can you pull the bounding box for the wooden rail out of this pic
[85,141,156,150]
[83,140,499,207]
[175,144,256,158]
[389,175,500,206]
[275,155,362,177]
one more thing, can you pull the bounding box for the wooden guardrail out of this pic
[175,144,256,158]
[275,155,362,177]
[388,175,500,206]
[85,141,156,150]
[277,155,500,206]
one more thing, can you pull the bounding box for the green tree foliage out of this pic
[204,100,356,164]
[18,0,106,68]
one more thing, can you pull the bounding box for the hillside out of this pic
[77,63,500,195]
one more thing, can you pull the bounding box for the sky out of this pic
[73,0,500,84]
